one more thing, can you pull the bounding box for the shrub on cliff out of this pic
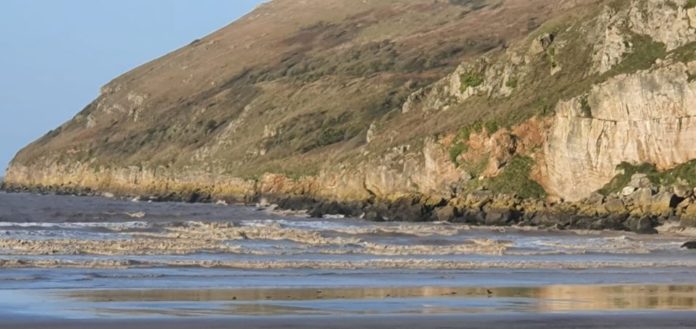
[487,156,546,199]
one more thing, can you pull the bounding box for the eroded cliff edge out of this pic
[4,0,696,233]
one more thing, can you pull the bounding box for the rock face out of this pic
[628,0,696,51]
[4,0,696,230]
[591,0,696,74]
[544,62,696,201]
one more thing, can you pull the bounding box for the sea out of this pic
[1,191,696,321]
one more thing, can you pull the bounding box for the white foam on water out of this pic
[4,256,696,271]
[240,219,357,231]
[0,221,151,231]
[509,234,686,256]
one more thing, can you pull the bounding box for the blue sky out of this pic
[0,0,264,174]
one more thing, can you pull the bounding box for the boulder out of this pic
[649,191,681,216]
[569,215,597,230]
[603,197,627,214]
[594,214,629,231]
[677,198,692,213]
[680,203,696,227]
[529,213,559,228]
[465,191,493,209]
[435,206,457,222]
[454,209,486,225]
[277,196,319,211]
[625,216,657,234]
[621,186,637,196]
[585,192,605,205]
[489,194,519,210]
[187,190,211,203]
[484,209,521,226]
[362,201,389,222]
[630,188,653,206]
[363,210,384,222]
[309,201,363,218]
[682,241,696,249]
[629,174,653,189]
[389,197,428,222]
[674,184,693,199]
[570,214,625,231]
[576,203,599,217]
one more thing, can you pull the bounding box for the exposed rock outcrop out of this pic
[402,49,530,113]
[544,61,696,201]
[591,0,696,73]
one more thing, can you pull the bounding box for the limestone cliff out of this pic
[545,61,696,201]
[4,0,696,229]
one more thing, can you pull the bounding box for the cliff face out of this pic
[5,0,696,221]
[545,61,696,201]
[543,0,696,201]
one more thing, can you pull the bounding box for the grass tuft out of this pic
[487,156,547,199]
[603,33,666,78]
[460,71,484,91]
[449,142,468,165]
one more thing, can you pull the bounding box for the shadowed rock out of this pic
[682,241,696,249]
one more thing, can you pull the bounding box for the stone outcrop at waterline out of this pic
[5,168,696,235]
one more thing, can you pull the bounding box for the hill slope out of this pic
[5,0,696,230]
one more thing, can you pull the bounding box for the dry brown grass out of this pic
[14,0,602,179]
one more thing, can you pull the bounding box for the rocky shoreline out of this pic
[4,171,696,235]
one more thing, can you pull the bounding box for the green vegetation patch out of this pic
[599,162,660,195]
[486,156,547,199]
[484,121,500,135]
[456,121,483,142]
[449,120,501,166]
[686,0,696,9]
[505,77,518,89]
[449,142,468,165]
[599,160,696,195]
[456,120,500,141]
[670,41,696,63]
[662,160,696,186]
[460,71,484,91]
[546,46,559,69]
[481,19,598,128]
[603,33,667,78]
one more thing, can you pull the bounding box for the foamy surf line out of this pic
[2,258,696,270]
[0,221,152,230]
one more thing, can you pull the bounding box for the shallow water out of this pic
[1,191,696,319]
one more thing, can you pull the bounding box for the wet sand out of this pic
[3,313,696,329]
[3,193,696,327]
[61,284,696,314]
[4,282,696,322]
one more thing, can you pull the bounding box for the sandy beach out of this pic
[3,313,696,329]
[2,193,696,328]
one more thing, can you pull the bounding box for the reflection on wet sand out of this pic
[537,285,696,312]
[61,284,696,317]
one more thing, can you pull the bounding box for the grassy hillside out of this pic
[10,0,583,180]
